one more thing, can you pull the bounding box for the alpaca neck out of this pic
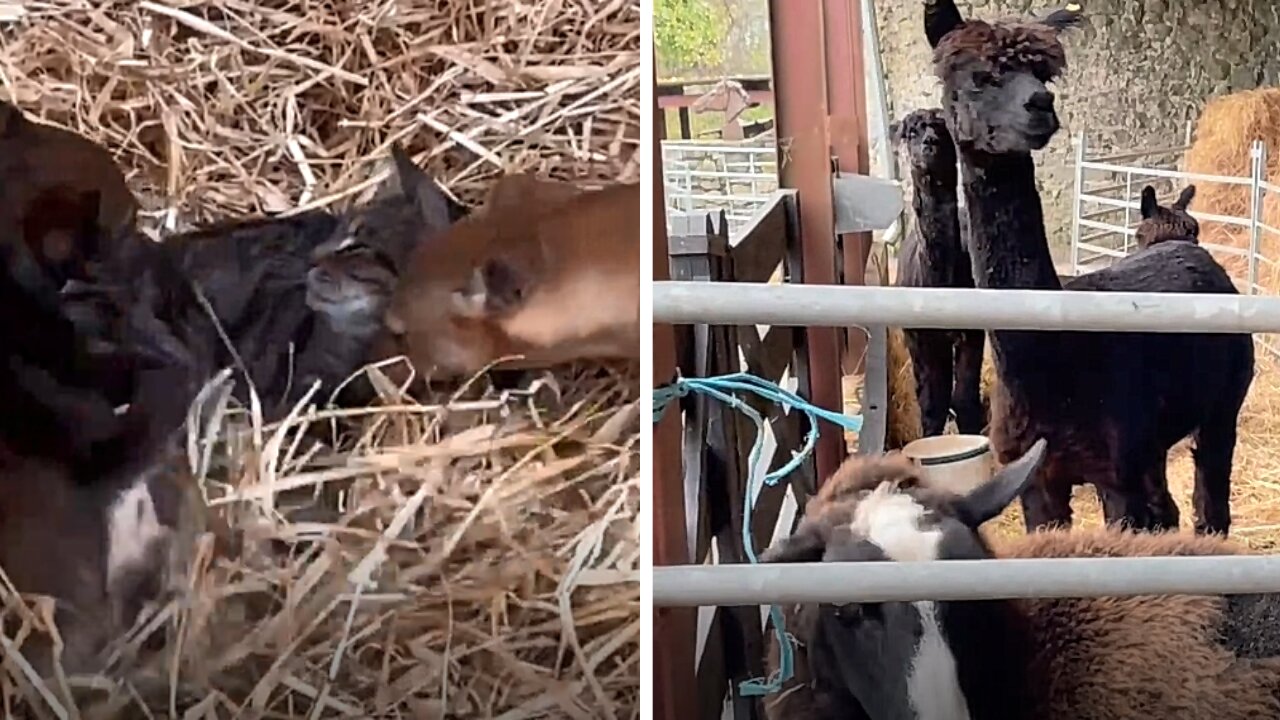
[957,146,1063,381]
[958,148,1060,291]
[937,598,1040,719]
[909,164,966,285]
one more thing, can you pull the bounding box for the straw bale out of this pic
[0,0,639,716]
[1183,89,1280,282]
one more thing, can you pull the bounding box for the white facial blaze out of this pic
[849,483,943,563]
[850,483,970,720]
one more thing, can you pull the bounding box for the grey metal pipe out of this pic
[652,281,1280,332]
[652,556,1280,606]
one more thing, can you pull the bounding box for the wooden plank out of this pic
[653,64,697,720]
[729,193,789,284]
[739,326,797,392]
[823,0,874,377]
[696,609,730,720]
[658,90,775,110]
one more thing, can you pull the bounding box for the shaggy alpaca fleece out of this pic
[764,526,1280,720]
[995,528,1280,720]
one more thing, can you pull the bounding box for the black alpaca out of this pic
[893,108,985,437]
[927,0,1254,534]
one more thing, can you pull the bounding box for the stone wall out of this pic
[874,0,1280,250]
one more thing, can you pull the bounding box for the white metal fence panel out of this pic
[662,140,778,238]
[1069,132,1280,356]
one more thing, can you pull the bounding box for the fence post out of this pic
[1122,168,1134,255]
[1071,131,1087,276]
[1250,139,1265,296]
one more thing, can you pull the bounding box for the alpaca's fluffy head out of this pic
[761,441,1048,720]
[926,3,1084,154]
[1136,185,1199,250]
[891,108,957,175]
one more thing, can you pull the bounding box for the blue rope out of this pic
[652,372,863,696]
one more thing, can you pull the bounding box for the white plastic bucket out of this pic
[901,434,993,495]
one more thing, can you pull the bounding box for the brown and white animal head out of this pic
[376,177,640,381]
[691,79,756,141]
[1136,184,1199,250]
[762,439,1048,720]
[927,2,1083,154]
[890,108,958,174]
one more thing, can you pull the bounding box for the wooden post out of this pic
[652,64,697,720]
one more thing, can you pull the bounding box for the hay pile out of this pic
[1184,88,1280,293]
[0,1,640,227]
[0,1,639,716]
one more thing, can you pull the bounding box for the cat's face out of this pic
[305,236,398,332]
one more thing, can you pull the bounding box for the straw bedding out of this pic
[0,1,639,716]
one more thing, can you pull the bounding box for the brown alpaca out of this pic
[928,1,1253,534]
[761,444,1280,720]
[892,108,985,437]
[1136,184,1199,250]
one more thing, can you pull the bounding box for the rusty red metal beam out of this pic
[768,0,845,482]
[651,63,697,720]
[823,0,873,375]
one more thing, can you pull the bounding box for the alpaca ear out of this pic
[1139,186,1158,220]
[888,120,902,144]
[1174,184,1196,211]
[924,0,965,48]
[762,519,828,564]
[1041,4,1085,33]
[955,438,1047,528]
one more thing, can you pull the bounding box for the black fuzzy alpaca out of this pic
[893,108,985,437]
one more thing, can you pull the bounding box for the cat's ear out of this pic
[386,145,460,239]
[0,99,27,138]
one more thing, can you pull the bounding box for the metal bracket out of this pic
[832,173,903,234]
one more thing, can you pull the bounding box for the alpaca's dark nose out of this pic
[1026,90,1055,113]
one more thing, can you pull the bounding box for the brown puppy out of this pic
[375,176,640,380]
